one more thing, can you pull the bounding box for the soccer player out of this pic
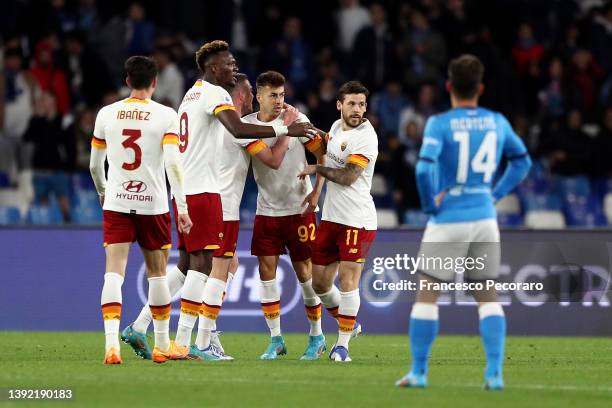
[298,81,378,362]
[395,55,532,389]
[237,71,327,360]
[192,73,300,358]
[122,40,314,361]
[90,56,193,364]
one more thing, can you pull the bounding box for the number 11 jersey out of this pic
[92,97,179,215]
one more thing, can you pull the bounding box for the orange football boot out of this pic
[152,341,189,363]
[103,347,123,364]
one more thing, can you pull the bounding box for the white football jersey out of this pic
[92,97,179,215]
[322,119,378,229]
[178,79,235,195]
[219,127,251,221]
[238,111,323,216]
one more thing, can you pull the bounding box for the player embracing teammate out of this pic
[94,40,383,364]
[236,70,327,360]
[299,81,379,362]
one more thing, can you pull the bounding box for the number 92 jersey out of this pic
[92,98,179,215]
[419,107,528,223]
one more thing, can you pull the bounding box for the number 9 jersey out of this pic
[176,79,235,195]
[92,97,179,215]
[419,107,528,223]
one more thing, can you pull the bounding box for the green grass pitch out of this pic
[1,332,611,407]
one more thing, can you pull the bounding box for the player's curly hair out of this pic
[195,40,230,73]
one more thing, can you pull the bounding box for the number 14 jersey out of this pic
[419,107,528,223]
[93,97,179,215]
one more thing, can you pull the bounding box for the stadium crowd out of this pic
[0,0,611,226]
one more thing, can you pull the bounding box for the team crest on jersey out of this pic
[219,232,224,239]
[122,180,147,193]
[341,141,348,151]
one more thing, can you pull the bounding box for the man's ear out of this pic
[336,100,342,111]
[478,83,485,96]
[445,80,452,94]
[126,77,131,88]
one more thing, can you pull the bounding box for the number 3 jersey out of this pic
[92,97,179,215]
[322,119,378,230]
[419,107,528,223]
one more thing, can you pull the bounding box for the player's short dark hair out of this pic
[195,40,230,73]
[124,56,157,89]
[338,81,369,102]
[448,54,484,100]
[256,71,285,90]
[228,72,249,94]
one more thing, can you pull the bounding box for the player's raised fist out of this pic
[282,103,299,125]
[177,213,193,235]
[288,121,316,138]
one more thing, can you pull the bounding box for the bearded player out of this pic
[90,56,192,364]
[299,81,378,362]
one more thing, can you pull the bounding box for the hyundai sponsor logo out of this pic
[122,180,147,193]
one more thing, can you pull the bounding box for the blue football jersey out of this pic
[418,107,528,223]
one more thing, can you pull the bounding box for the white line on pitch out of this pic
[199,377,612,392]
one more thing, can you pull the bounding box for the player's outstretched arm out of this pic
[162,139,193,234]
[89,138,107,206]
[216,108,316,139]
[492,153,532,202]
[298,162,363,187]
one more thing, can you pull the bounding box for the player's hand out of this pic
[98,194,105,207]
[282,103,299,125]
[177,213,193,235]
[434,190,446,207]
[298,164,317,180]
[287,121,316,138]
[301,190,320,215]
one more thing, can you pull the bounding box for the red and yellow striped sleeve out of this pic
[91,136,106,149]
[347,153,370,169]
[213,104,236,115]
[303,134,323,152]
[162,132,179,145]
[245,140,267,156]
